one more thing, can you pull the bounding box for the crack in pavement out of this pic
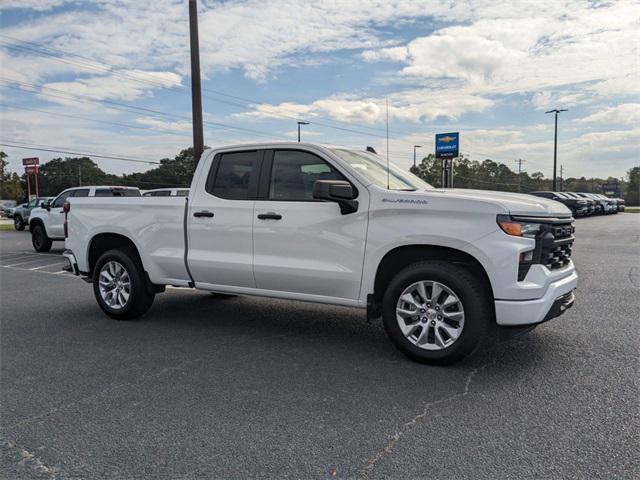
[357,354,499,479]
[2,440,60,479]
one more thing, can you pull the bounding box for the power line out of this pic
[0,141,161,165]
[0,34,392,139]
[0,102,192,135]
[0,77,284,140]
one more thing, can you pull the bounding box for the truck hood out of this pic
[427,188,572,217]
[390,188,571,217]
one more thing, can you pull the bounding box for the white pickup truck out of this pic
[63,143,577,364]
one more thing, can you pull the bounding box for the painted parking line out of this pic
[5,256,65,267]
[1,265,73,276]
[29,261,69,271]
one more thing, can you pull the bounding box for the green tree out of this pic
[0,151,26,201]
[37,157,117,196]
[627,166,640,206]
[125,147,195,189]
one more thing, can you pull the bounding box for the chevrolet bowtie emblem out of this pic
[439,136,456,143]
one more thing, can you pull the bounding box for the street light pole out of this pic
[545,108,567,191]
[297,121,310,142]
[413,145,422,169]
[514,158,526,193]
[189,0,204,166]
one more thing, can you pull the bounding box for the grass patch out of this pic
[625,207,640,213]
[0,223,17,231]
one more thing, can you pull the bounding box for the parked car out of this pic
[563,192,595,215]
[29,186,140,252]
[577,193,616,214]
[593,193,618,214]
[142,188,190,197]
[529,191,589,217]
[0,200,17,218]
[12,197,54,231]
[63,143,577,365]
[611,197,625,212]
[574,193,605,214]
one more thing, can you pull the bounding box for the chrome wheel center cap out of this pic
[426,309,438,320]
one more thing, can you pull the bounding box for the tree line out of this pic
[1,149,639,205]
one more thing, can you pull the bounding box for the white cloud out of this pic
[236,90,492,124]
[39,70,182,104]
[577,104,640,126]
[0,0,70,11]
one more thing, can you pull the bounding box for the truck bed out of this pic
[66,196,191,286]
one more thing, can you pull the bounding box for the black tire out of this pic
[382,261,492,365]
[31,224,53,252]
[14,215,25,231]
[93,248,155,320]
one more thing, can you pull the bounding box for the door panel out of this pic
[253,201,368,299]
[252,149,368,300]
[187,150,260,289]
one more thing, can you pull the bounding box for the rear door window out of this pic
[208,151,259,200]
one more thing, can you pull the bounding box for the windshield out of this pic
[330,149,433,191]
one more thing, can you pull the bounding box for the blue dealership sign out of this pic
[435,132,459,159]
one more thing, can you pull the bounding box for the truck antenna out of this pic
[386,98,390,190]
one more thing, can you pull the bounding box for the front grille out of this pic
[517,219,575,281]
[539,222,575,270]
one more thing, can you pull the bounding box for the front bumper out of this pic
[494,269,577,326]
[63,249,79,275]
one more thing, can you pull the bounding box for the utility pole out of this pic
[297,121,310,142]
[78,163,82,186]
[559,165,563,191]
[545,108,567,191]
[514,158,526,193]
[189,0,204,166]
[413,145,422,169]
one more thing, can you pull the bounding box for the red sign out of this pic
[22,157,40,166]
[25,165,40,174]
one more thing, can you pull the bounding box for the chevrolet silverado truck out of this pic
[29,186,140,252]
[63,143,577,364]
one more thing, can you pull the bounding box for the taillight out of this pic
[63,201,70,238]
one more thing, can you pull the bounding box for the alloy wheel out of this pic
[98,261,131,310]
[395,280,465,351]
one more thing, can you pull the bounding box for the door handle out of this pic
[193,210,214,218]
[257,212,282,220]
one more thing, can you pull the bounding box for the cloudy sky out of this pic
[0,0,638,179]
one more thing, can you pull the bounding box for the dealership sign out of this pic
[25,165,40,174]
[435,132,459,159]
[22,157,40,166]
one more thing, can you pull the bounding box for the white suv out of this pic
[29,186,140,252]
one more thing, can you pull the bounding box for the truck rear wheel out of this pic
[93,248,154,320]
[31,225,53,252]
[382,261,492,365]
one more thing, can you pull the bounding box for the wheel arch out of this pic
[28,217,44,231]
[371,245,495,309]
[87,233,143,277]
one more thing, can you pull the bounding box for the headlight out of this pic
[497,215,542,238]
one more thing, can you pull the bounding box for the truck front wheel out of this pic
[93,249,154,320]
[31,225,52,252]
[382,261,492,365]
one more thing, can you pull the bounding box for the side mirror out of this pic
[21,203,28,208]
[313,180,358,215]
[44,200,52,211]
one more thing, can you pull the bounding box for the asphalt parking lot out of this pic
[1,214,639,479]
